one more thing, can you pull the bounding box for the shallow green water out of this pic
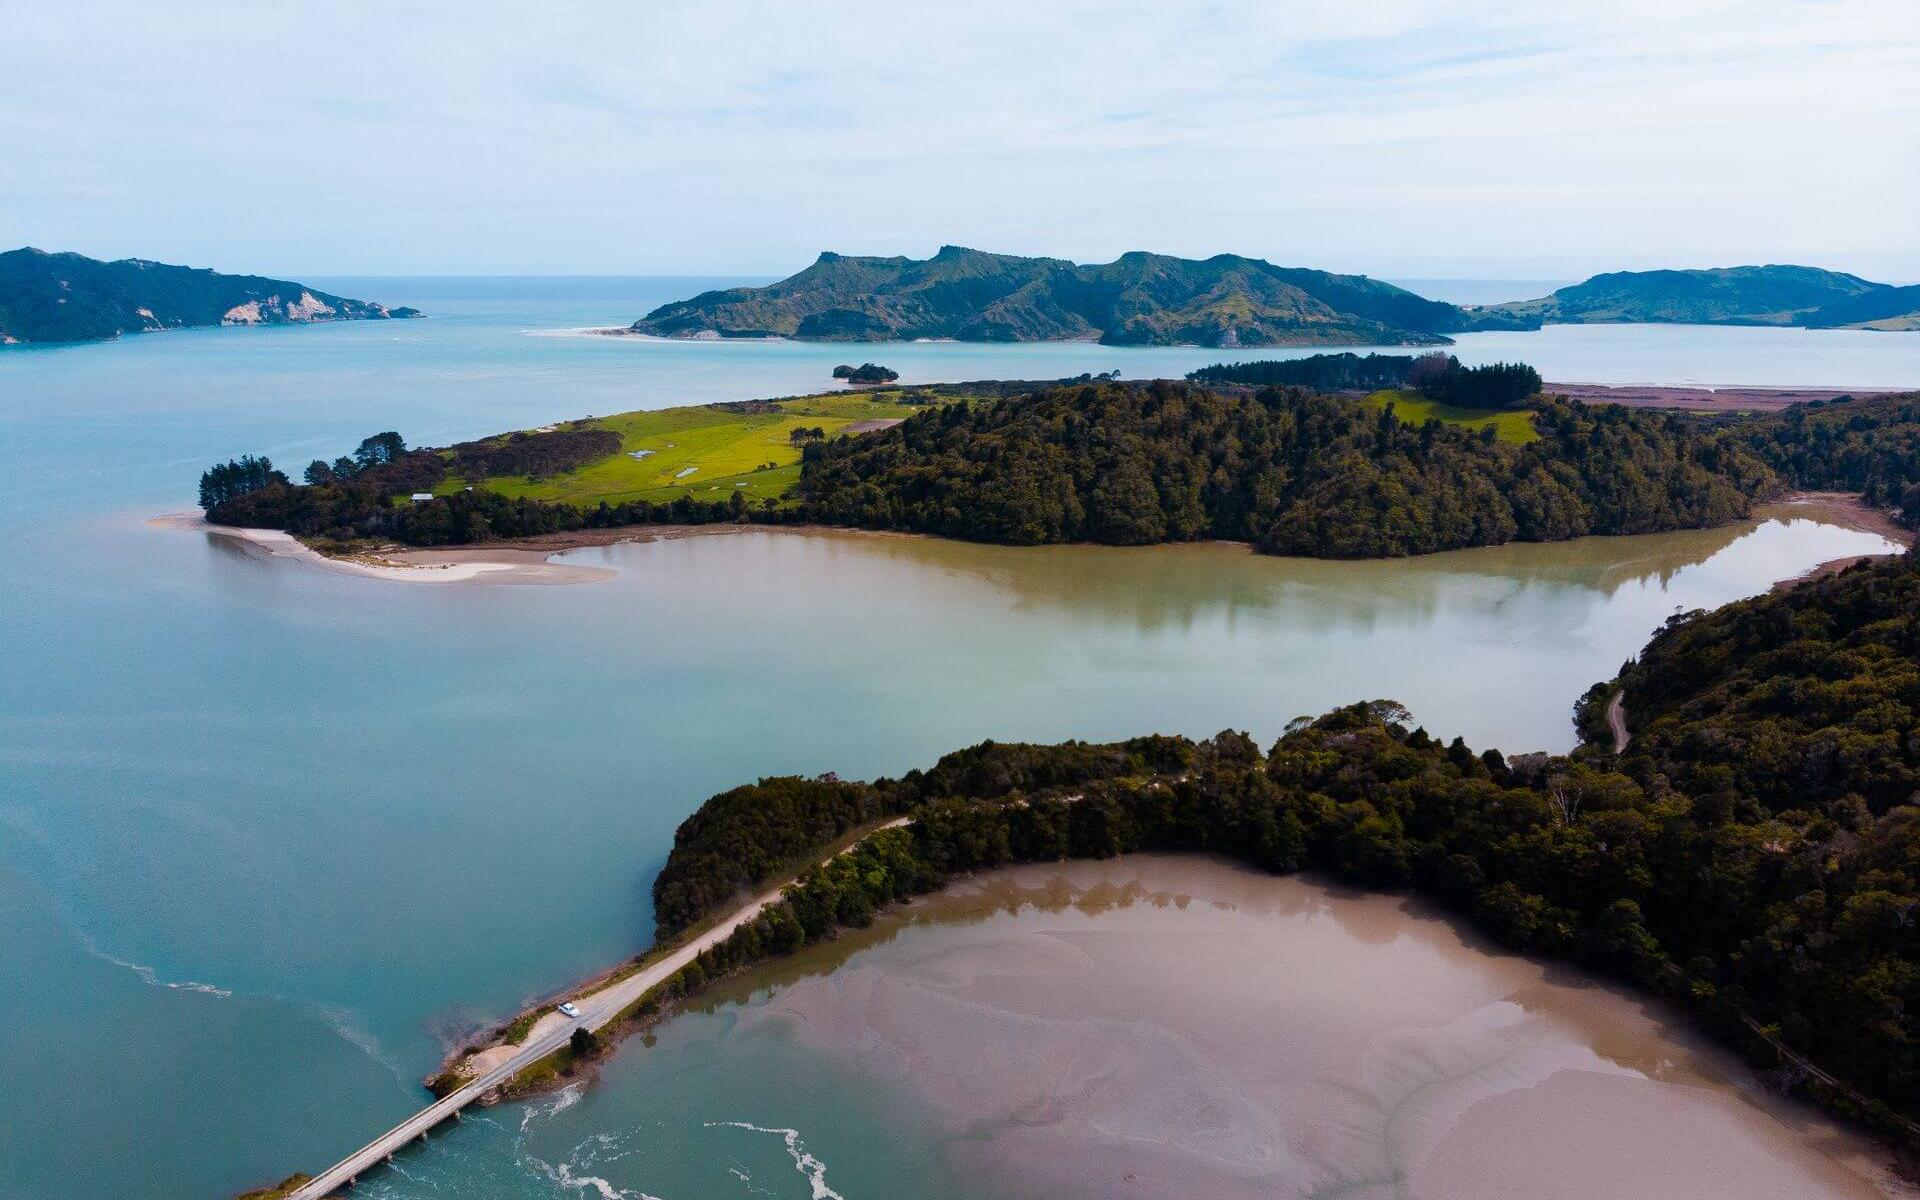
[0,279,1910,1199]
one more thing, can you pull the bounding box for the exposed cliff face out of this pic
[1468,265,1895,329]
[630,246,1465,347]
[0,247,421,344]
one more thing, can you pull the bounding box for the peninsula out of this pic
[194,365,1920,561]
[0,247,420,344]
[245,544,1920,1199]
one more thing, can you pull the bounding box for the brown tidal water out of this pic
[700,856,1916,1200]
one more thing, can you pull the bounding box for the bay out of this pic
[1,279,1912,1199]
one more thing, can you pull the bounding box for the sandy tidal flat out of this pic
[728,856,1914,1200]
[148,514,614,584]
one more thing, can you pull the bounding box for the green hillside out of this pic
[441,391,935,507]
[629,246,1466,348]
[1471,265,1890,329]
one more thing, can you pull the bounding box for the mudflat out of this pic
[1545,382,1900,411]
[722,855,1915,1200]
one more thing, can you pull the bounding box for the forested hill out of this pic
[629,247,1468,347]
[798,380,1774,557]
[0,247,420,344]
[1577,547,1920,1124]
[1471,264,1897,329]
[1733,391,1920,521]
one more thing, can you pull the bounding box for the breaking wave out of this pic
[705,1123,844,1200]
[521,1082,586,1132]
[88,943,232,997]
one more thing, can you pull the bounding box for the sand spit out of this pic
[154,514,937,587]
[148,514,614,585]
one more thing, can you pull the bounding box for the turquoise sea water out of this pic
[3,279,1917,1200]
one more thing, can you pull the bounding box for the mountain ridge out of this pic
[630,246,1468,347]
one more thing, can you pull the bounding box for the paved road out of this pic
[282,817,911,1200]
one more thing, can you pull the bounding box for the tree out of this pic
[352,431,407,471]
[1409,355,1541,409]
[198,456,287,510]
[569,1026,599,1057]
[303,460,336,485]
[1408,351,1456,395]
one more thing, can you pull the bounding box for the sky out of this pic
[3,1,1917,280]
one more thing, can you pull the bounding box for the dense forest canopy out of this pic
[1406,353,1542,409]
[1187,351,1541,410]
[1189,352,1420,390]
[198,456,287,510]
[1578,548,1920,1122]
[832,362,899,384]
[644,549,1920,1137]
[798,379,1771,557]
[1732,392,1920,520]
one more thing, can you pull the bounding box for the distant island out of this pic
[0,247,420,344]
[626,246,1479,347]
[832,362,899,384]
[1473,264,1919,330]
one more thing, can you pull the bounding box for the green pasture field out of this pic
[1362,388,1539,445]
[438,390,938,507]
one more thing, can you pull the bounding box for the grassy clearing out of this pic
[440,390,945,509]
[1363,388,1539,445]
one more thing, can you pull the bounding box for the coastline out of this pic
[428,815,914,1099]
[409,498,1911,1097]
[731,856,1919,1200]
[422,842,1920,1199]
[158,490,1910,590]
[150,514,617,585]
[1770,491,1915,590]
[1546,383,1899,411]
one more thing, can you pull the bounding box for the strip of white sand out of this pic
[149,514,613,585]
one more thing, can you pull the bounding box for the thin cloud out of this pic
[1,0,1914,276]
